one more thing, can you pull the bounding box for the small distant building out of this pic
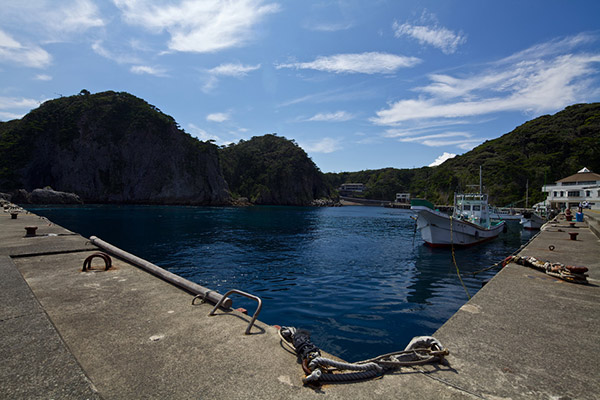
[338,183,365,196]
[542,167,600,210]
[395,193,411,203]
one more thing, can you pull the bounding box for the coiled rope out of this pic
[278,327,448,384]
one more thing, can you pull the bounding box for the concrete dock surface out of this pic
[1,209,599,399]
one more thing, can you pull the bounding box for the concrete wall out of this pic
[584,210,600,239]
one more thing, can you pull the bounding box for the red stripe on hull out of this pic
[424,235,497,248]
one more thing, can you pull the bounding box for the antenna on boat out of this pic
[479,166,482,194]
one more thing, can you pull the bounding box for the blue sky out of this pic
[1,1,599,172]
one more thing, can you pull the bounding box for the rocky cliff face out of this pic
[0,91,230,205]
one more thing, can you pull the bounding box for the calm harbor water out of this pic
[28,204,532,362]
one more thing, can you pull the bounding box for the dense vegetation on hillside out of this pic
[2,90,598,207]
[326,103,600,206]
[0,90,230,204]
[219,134,333,205]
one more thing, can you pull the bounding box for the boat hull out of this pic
[520,214,545,230]
[412,206,505,247]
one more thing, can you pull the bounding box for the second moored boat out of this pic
[411,193,506,247]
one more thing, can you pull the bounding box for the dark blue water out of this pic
[27,204,532,362]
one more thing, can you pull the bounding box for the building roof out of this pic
[557,168,600,183]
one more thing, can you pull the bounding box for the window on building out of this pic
[560,191,564,197]
[586,190,591,197]
[568,191,580,197]
[553,191,557,197]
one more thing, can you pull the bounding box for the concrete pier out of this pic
[1,209,599,399]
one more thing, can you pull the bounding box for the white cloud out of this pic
[92,41,141,64]
[0,96,44,120]
[130,65,168,76]
[307,111,354,122]
[0,30,51,68]
[276,52,421,74]
[2,0,103,41]
[0,96,42,109]
[384,130,484,149]
[114,0,280,53]
[429,152,457,167]
[301,137,341,153]
[371,37,600,126]
[393,21,466,54]
[35,74,52,81]
[206,112,230,123]
[203,62,261,92]
[0,111,24,121]
[187,123,222,143]
[208,63,261,77]
[305,22,353,32]
[49,0,104,33]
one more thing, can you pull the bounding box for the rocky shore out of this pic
[1,188,83,205]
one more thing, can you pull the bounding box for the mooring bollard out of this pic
[11,213,18,219]
[24,226,38,236]
[568,232,578,240]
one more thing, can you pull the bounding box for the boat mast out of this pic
[525,179,529,208]
[479,166,482,194]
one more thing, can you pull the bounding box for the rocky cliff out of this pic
[0,91,230,205]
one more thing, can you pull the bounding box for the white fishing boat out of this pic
[411,193,506,247]
[490,207,522,222]
[519,211,545,230]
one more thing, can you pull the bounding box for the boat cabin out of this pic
[453,193,492,228]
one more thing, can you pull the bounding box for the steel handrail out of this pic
[208,289,262,335]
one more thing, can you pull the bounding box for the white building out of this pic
[395,193,411,203]
[339,183,365,194]
[542,167,600,210]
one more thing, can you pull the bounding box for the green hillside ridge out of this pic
[326,103,600,206]
[1,90,598,207]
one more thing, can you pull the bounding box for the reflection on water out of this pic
[29,204,528,362]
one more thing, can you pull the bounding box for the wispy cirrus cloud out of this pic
[113,0,280,53]
[0,96,44,121]
[304,22,354,32]
[300,137,342,153]
[2,0,104,38]
[130,65,168,77]
[0,30,51,68]
[276,52,421,74]
[35,74,52,81]
[92,41,141,64]
[372,34,600,128]
[393,22,466,55]
[202,62,261,92]
[207,63,261,77]
[307,111,354,122]
[187,123,222,143]
[384,130,482,149]
[206,112,230,123]
[393,10,466,54]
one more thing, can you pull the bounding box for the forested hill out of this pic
[326,103,600,206]
[0,90,230,205]
[219,134,333,205]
